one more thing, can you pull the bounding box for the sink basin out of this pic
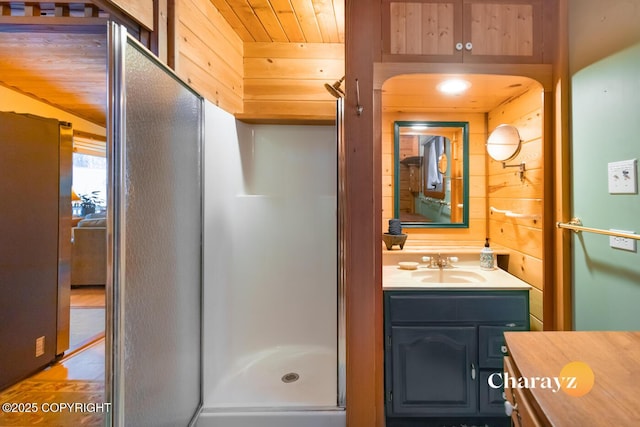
[411,269,487,284]
[382,260,532,290]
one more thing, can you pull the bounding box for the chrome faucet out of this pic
[422,254,458,269]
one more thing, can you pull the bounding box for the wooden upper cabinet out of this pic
[383,0,463,61]
[463,0,542,63]
[382,0,543,63]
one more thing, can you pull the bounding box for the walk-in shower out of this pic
[198,101,345,427]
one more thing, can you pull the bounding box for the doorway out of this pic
[0,21,204,427]
[0,22,109,427]
[70,140,108,354]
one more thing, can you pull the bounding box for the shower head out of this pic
[325,76,345,98]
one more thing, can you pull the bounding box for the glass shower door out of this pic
[107,23,203,427]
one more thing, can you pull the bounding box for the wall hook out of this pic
[355,79,363,116]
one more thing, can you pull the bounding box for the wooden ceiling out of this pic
[210,0,344,43]
[0,2,537,129]
[0,0,346,129]
[0,26,108,127]
[382,74,540,113]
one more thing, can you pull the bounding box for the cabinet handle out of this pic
[455,42,463,51]
[504,400,518,416]
[470,363,476,380]
[506,391,524,426]
[465,42,473,51]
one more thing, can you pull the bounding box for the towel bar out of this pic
[490,206,540,221]
[556,218,640,240]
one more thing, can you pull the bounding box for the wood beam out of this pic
[345,0,384,426]
[552,0,572,331]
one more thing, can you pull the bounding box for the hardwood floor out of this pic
[70,286,106,308]
[41,339,105,382]
[0,339,106,426]
[69,285,106,354]
[0,287,106,426]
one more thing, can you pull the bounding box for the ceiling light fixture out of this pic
[437,79,471,95]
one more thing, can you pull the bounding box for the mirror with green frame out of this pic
[394,121,469,228]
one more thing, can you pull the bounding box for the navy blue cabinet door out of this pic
[390,326,478,416]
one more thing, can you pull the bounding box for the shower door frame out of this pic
[106,21,204,427]
[337,97,347,409]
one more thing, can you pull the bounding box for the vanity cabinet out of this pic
[384,290,529,421]
[390,325,477,415]
[382,0,543,64]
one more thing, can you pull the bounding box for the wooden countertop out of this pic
[504,331,640,426]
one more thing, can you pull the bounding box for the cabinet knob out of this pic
[455,42,463,51]
[504,400,518,416]
[470,363,476,380]
[501,345,508,354]
[465,42,473,51]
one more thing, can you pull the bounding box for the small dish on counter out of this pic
[398,261,419,270]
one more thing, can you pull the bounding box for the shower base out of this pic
[197,408,345,427]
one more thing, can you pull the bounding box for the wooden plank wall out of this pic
[487,85,544,331]
[173,1,346,122]
[108,0,154,30]
[382,110,487,242]
[174,0,243,114]
[241,42,344,123]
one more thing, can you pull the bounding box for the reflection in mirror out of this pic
[437,152,448,174]
[394,121,469,228]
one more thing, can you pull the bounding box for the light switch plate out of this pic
[609,229,637,252]
[608,159,638,194]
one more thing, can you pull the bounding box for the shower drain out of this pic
[281,372,300,383]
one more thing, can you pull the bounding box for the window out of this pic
[72,152,106,214]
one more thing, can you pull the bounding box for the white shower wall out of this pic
[203,101,337,408]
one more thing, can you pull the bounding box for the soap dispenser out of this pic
[480,238,494,270]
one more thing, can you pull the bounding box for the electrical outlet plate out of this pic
[35,336,45,357]
[608,159,638,194]
[609,229,637,252]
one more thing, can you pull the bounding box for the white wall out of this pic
[0,85,105,136]
[202,101,337,407]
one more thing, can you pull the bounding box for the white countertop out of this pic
[383,264,532,291]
